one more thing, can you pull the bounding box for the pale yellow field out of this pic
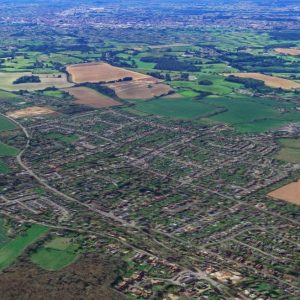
[268,180,300,205]
[227,72,300,90]
[66,62,150,83]
[0,72,73,91]
[64,87,121,108]
[107,78,173,100]
[274,48,300,56]
[7,106,55,119]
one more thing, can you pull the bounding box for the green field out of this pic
[41,89,68,98]
[46,132,79,144]
[202,95,300,133]
[0,218,9,248]
[0,143,19,157]
[45,237,71,250]
[31,237,78,271]
[130,97,218,119]
[0,225,48,270]
[0,90,22,103]
[0,160,10,173]
[0,115,17,132]
[276,138,300,164]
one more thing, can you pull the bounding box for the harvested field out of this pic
[0,72,73,91]
[7,106,55,119]
[107,79,173,100]
[268,180,300,205]
[274,48,300,56]
[66,62,150,83]
[226,72,300,90]
[64,87,121,108]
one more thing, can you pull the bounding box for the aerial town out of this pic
[0,0,299,299]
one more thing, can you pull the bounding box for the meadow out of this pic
[275,138,300,164]
[0,225,48,271]
[31,237,78,271]
[0,115,17,132]
[0,143,19,157]
[129,97,218,119]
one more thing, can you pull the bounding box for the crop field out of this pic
[64,86,121,108]
[226,73,300,90]
[31,237,78,271]
[0,72,73,91]
[107,79,172,100]
[0,225,48,271]
[275,138,300,164]
[268,180,300,205]
[274,48,300,56]
[66,62,150,83]
[129,97,218,119]
[7,106,55,119]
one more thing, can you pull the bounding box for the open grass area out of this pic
[45,237,71,251]
[0,90,22,103]
[0,143,19,157]
[46,132,79,144]
[0,115,17,132]
[31,237,78,271]
[170,74,241,96]
[41,89,68,98]
[0,160,10,174]
[202,95,300,133]
[0,225,48,271]
[130,97,218,119]
[275,138,300,164]
[0,218,9,248]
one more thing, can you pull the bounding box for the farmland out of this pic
[0,72,73,91]
[64,86,121,108]
[276,138,300,164]
[66,62,150,83]
[107,80,172,100]
[274,48,300,56]
[268,180,300,205]
[225,73,300,90]
[7,106,55,119]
